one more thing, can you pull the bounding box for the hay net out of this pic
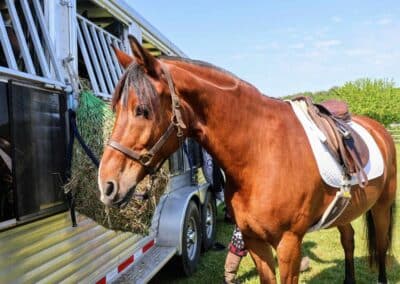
[64,91,169,235]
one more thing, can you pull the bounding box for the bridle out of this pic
[107,62,186,173]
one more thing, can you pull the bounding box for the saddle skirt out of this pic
[288,99,384,188]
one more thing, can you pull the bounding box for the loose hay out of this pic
[64,91,169,234]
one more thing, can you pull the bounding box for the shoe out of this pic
[300,256,310,272]
[215,191,224,202]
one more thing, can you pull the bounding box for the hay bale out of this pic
[64,91,169,234]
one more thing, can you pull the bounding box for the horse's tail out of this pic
[365,202,396,268]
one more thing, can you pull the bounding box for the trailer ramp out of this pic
[0,212,150,283]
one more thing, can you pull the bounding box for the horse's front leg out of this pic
[243,236,277,284]
[276,231,303,284]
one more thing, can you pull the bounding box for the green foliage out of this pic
[286,78,400,126]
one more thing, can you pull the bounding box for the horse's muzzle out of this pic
[114,187,136,209]
[101,180,136,208]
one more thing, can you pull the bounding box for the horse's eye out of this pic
[135,105,150,119]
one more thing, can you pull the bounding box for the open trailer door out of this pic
[8,81,68,223]
[0,0,67,228]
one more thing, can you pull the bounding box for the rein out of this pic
[107,62,186,174]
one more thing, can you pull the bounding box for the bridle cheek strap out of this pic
[108,123,176,172]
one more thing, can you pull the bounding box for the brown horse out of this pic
[98,36,397,284]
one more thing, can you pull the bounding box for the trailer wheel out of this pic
[201,191,217,251]
[178,201,201,276]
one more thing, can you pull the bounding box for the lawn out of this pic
[152,144,399,283]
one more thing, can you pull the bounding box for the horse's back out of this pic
[352,115,396,172]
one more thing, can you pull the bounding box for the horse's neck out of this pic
[169,62,286,182]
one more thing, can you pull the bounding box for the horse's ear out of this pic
[112,45,134,69]
[128,35,160,77]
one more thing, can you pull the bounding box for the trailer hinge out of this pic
[60,0,73,8]
[63,55,81,97]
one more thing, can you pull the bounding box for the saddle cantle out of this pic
[319,99,351,121]
[293,97,369,187]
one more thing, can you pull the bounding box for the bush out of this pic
[286,78,400,126]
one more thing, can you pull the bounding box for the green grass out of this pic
[152,145,400,283]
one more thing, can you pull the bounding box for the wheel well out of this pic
[190,195,201,210]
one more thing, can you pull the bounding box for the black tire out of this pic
[201,191,217,251]
[178,201,201,276]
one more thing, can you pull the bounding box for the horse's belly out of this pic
[328,180,383,226]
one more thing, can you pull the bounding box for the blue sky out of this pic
[128,1,400,97]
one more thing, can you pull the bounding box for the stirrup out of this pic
[340,174,352,199]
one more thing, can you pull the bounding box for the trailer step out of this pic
[113,245,176,284]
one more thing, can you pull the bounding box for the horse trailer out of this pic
[0,1,217,283]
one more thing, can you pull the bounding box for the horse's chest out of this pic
[230,195,283,239]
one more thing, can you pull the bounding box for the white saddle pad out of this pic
[288,100,384,188]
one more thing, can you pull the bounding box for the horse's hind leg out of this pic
[367,203,395,284]
[243,236,277,284]
[338,224,355,284]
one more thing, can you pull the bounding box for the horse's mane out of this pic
[111,56,274,109]
[111,63,158,110]
[161,56,270,97]
[159,56,243,82]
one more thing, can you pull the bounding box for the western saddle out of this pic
[293,97,369,187]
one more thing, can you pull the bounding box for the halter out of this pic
[107,62,186,173]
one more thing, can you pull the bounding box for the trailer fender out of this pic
[156,183,209,254]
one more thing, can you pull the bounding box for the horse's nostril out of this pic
[105,181,115,197]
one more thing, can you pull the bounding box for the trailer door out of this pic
[9,81,67,222]
[0,81,14,224]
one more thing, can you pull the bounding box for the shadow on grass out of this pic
[236,240,400,284]
[237,267,259,283]
[302,241,400,284]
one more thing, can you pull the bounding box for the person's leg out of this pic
[212,160,225,201]
[224,226,247,283]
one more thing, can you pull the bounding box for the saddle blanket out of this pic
[288,100,384,188]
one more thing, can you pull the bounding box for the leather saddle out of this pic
[293,97,369,187]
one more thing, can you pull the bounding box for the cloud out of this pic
[231,53,248,60]
[289,43,305,49]
[231,52,266,61]
[314,39,341,48]
[303,35,314,41]
[345,48,373,56]
[254,42,280,51]
[377,16,393,25]
[331,16,342,23]
[303,50,323,59]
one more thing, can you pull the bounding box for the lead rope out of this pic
[104,207,113,229]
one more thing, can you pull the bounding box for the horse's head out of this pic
[98,36,185,207]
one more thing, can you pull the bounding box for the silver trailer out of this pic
[0,1,217,283]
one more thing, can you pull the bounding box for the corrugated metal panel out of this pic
[0,212,143,284]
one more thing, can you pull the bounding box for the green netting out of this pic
[64,91,169,234]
